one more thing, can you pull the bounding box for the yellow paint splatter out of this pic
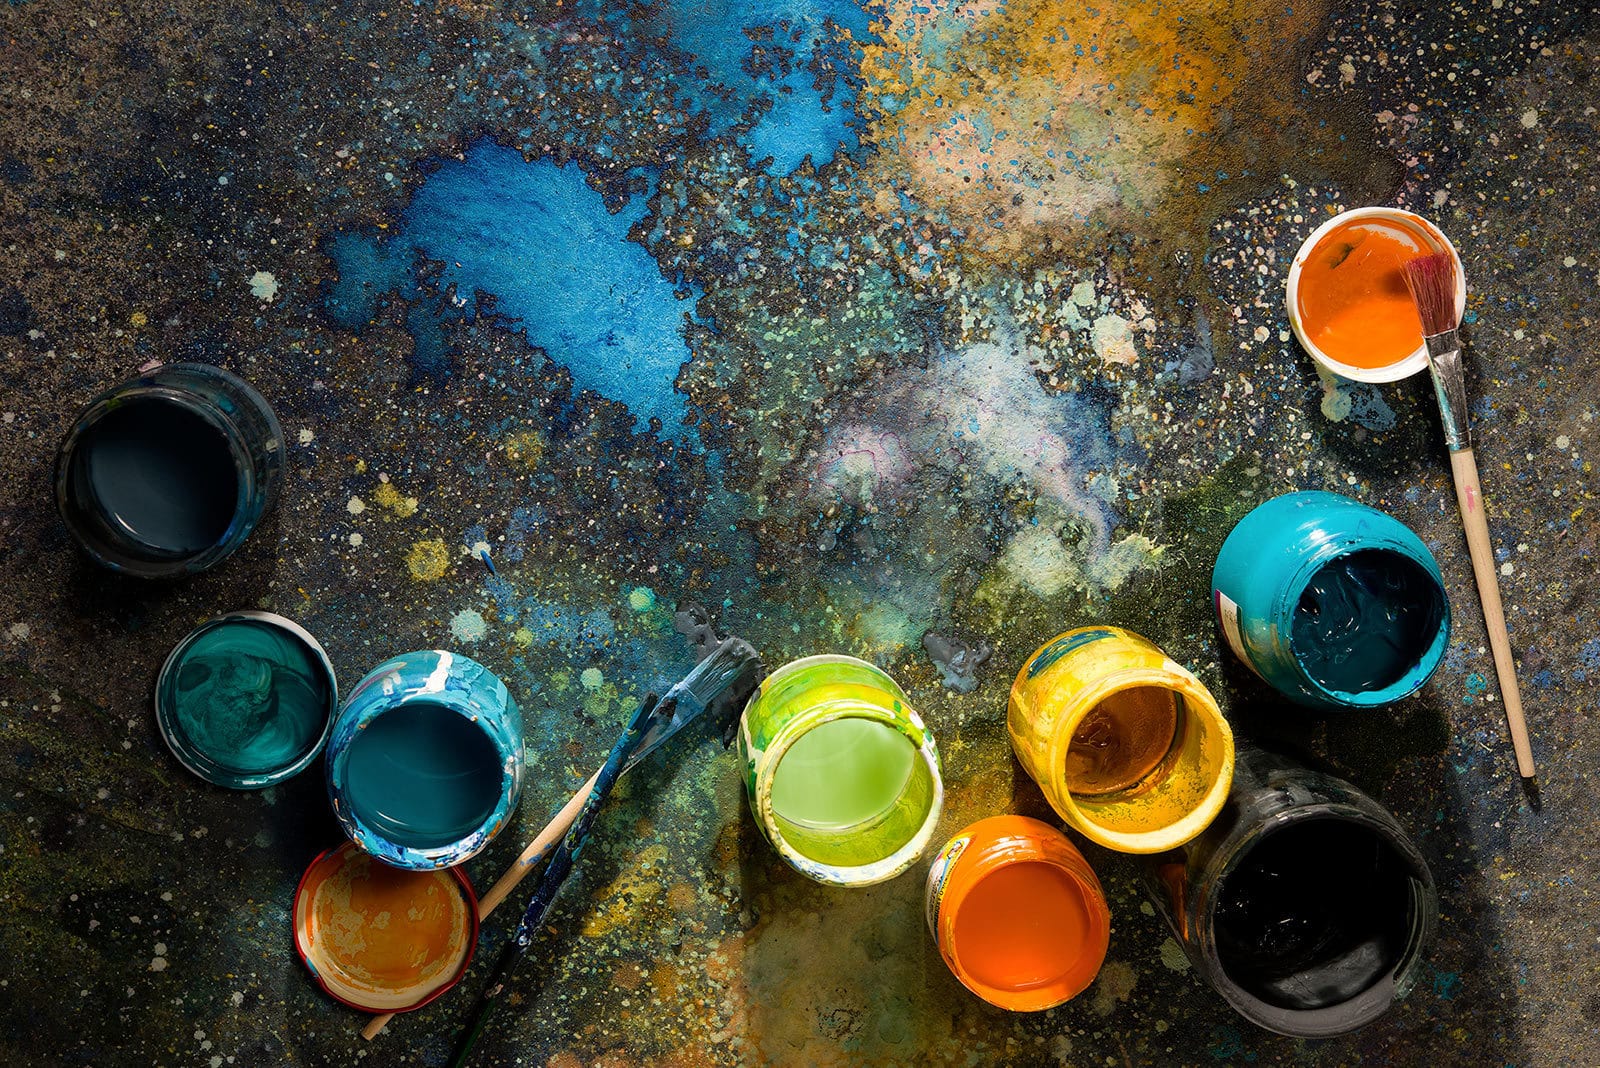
[129,311,148,328]
[406,539,450,582]
[581,872,663,938]
[374,481,419,517]
[503,430,544,470]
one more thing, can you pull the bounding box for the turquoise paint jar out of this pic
[1211,492,1450,710]
[327,651,524,870]
[54,362,284,577]
[155,611,338,789]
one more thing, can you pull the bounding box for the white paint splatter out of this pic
[1068,279,1096,307]
[346,496,366,515]
[580,667,604,691]
[999,528,1083,598]
[248,270,278,301]
[148,957,168,972]
[1520,109,1539,129]
[1091,313,1137,366]
[449,609,487,643]
[6,622,28,642]
[1556,434,1571,450]
[347,533,363,547]
[297,428,314,445]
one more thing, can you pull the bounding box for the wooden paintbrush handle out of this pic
[359,767,603,1041]
[1449,447,1537,778]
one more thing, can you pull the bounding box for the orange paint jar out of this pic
[1286,207,1465,383]
[924,815,1110,1011]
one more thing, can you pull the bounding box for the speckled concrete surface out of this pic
[1,1,1597,1065]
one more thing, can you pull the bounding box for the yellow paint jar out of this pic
[1008,627,1234,853]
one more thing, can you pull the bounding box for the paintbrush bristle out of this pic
[1400,252,1459,337]
[672,636,763,714]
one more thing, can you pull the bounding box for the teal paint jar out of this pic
[1143,746,1437,1038]
[155,611,338,789]
[54,362,284,577]
[1211,492,1450,710]
[327,651,524,870]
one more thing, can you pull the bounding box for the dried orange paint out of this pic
[1296,219,1428,369]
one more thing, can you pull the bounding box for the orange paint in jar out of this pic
[1295,219,1427,370]
[925,815,1110,1011]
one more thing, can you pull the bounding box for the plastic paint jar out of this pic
[155,611,338,789]
[1285,206,1466,384]
[1008,626,1234,854]
[738,654,943,887]
[1144,746,1437,1038]
[327,651,524,870]
[1211,491,1450,710]
[925,815,1111,1011]
[54,362,284,577]
[293,841,478,1013]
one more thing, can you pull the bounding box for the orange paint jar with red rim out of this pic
[924,815,1110,1011]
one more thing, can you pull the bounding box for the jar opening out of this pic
[1064,685,1186,799]
[1290,548,1447,698]
[951,860,1096,996]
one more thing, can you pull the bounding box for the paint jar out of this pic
[1008,626,1234,854]
[293,841,478,1013]
[155,611,338,789]
[738,654,943,887]
[1286,206,1466,383]
[925,815,1111,1011]
[54,362,284,577]
[326,650,524,870]
[1144,745,1437,1038]
[1211,491,1450,710]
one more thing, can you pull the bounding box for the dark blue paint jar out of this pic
[327,651,525,871]
[54,362,284,577]
[1144,746,1437,1038]
[1211,492,1450,710]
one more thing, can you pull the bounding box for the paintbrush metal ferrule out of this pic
[1422,328,1471,452]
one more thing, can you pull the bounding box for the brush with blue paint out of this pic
[407,635,760,1063]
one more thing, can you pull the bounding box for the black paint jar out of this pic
[55,362,283,577]
[1144,745,1437,1038]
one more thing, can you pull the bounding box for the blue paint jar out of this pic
[1211,491,1450,710]
[327,651,524,870]
[54,362,284,577]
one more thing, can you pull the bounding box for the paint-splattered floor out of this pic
[2,1,1597,1065]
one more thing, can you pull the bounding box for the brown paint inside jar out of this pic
[1064,686,1183,797]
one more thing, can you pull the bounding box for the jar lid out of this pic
[154,611,337,788]
[293,841,479,1013]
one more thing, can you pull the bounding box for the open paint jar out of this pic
[1144,746,1437,1038]
[738,655,943,887]
[1212,491,1450,710]
[294,841,478,1013]
[327,651,524,870]
[925,815,1110,1011]
[1286,206,1466,383]
[1008,626,1234,854]
[155,611,337,789]
[54,362,284,577]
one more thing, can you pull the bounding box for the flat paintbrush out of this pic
[442,637,764,1067]
[1402,251,1540,810]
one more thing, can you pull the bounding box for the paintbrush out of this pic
[1401,251,1540,810]
[440,637,763,1067]
[359,631,761,1040]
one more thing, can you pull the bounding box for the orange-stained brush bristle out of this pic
[1401,252,1459,337]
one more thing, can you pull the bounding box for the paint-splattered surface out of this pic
[1,1,1597,1064]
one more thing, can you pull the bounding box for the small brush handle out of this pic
[1449,448,1537,779]
[445,693,663,1068]
[359,766,602,1041]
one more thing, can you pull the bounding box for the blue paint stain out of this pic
[1580,637,1600,670]
[1432,968,1462,1000]
[325,141,701,434]
[577,0,875,175]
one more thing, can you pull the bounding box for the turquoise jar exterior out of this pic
[1211,491,1450,710]
[326,651,524,870]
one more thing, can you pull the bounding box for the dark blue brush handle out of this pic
[446,692,664,1068]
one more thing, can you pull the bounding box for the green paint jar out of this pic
[155,611,338,789]
[738,654,943,887]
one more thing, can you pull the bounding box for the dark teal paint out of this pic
[1026,628,1115,679]
[162,618,333,780]
[74,396,239,555]
[342,701,503,849]
[1291,550,1446,694]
